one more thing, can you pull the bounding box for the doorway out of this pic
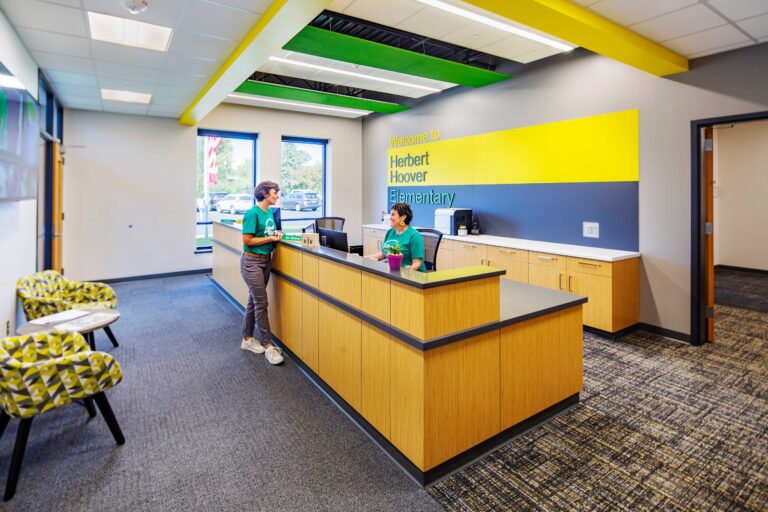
[690,110,768,345]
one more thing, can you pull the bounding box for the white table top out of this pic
[16,309,121,336]
[362,224,640,262]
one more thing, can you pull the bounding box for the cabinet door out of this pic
[568,271,612,331]
[528,265,564,291]
[363,230,384,255]
[487,258,528,283]
[452,242,487,268]
[436,248,453,271]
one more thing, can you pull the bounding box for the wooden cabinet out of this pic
[566,271,612,331]
[435,240,453,271]
[486,246,528,283]
[452,240,487,267]
[528,251,568,291]
[363,228,385,256]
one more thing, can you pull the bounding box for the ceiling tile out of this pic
[96,76,156,94]
[204,0,272,13]
[157,71,207,89]
[16,27,91,58]
[91,41,166,69]
[40,0,82,7]
[51,83,101,98]
[168,30,237,61]
[147,105,183,118]
[329,0,355,10]
[95,60,162,83]
[687,40,756,59]
[44,69,100,87]
[81,0,184,28]
[512,46,562,64]
[162,54,220,77]
[630,4,727,42]
[61,95,103,110]
[153,84,199,97]
[32,51,96,74]
[342,0,425,27]
[177,0,260,41]
[395,8,472,40]
[707,0,768,21]
[737,12,768,39]
[664,24,750,55]
[0,0,87,36]
[479,35,544,61]
[102,101,150,115]
[589,0,697,27]
[150,95,190,108]
[440,21,510,49]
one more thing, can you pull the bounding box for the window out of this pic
[196,129,257,251]
[279,137,327,232]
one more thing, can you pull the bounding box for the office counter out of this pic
[212,221,586,484]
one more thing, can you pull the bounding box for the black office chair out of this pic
[416,228,443,271]
[315,217,345,232]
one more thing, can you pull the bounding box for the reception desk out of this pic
[212,221,587,484]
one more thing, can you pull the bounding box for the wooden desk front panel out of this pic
[361,323,391,439]
[302,253,319,289]
[273,245,303,280]
[276,278,303,358]
[301,291,319,373]
[317,258,362,309]
[361,273,391,323]
[499,305,583,430]
[318,301,362,412]
[390,338,425,470]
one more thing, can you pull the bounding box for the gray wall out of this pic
[362,43,768,336]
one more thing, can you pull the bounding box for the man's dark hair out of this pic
[391,202,414,225]
[254,181,280,201]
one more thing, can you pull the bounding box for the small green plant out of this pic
[386,242,402,256]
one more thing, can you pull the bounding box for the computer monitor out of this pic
[268,206,282,231]
[318,228,348,253]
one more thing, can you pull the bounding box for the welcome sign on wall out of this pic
[385,110,640,251]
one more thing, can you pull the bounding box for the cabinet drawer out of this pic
[487,246,528,263]
[528,251,567,270]
[567,257,612,277]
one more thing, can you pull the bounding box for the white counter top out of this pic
[362,224,639,262]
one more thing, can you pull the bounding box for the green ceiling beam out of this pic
[284,26,511,87]
[234,80,409,114]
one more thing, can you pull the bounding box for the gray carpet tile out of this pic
[0,274,441,512]
[428,305,768,511]
[715,268,768,313]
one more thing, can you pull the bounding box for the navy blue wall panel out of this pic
[387,182,638,251]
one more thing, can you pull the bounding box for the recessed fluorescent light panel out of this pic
[228,93,372,117]
[0,73,25,90]
[416,0,575,52]
[87,11,172,51]
[101,88,152,104]
[268,56,442,93]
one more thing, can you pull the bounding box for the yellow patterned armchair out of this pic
[0,331,124,501]
[16,270,117,321]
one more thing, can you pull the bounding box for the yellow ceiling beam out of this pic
[179,0,332,125]
[462,0,688,76]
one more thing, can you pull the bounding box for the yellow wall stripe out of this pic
[387,110,639,186]
[463,0,688,77]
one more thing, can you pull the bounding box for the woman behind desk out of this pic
[371,202,426,272]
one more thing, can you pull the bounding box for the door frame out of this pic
[690,109,768,345]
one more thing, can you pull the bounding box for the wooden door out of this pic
[51,142,64,273]
[528,265,563,291]
[705,127,715,342]
[568,271,612,331]
[452,242,486,268]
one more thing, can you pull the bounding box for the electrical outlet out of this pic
[583,222,599,238]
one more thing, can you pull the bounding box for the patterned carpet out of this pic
[715,267,768,313]
[429,304,768,511]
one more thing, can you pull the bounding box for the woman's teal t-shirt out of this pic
[242,205,276,254]
[382,226,426,271]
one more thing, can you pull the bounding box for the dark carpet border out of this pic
[715,264,768,276]
[101,268,212,284]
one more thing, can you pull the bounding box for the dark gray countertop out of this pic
[279,240,505,289]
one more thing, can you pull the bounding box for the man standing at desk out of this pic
[240,181,284,365]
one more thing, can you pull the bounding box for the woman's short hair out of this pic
[391,202,414,225]
[254,181,280,201]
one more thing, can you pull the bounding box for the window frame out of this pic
[280,136,328,223]
[195,128,258,253]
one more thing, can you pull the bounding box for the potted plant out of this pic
[386,242,403,271]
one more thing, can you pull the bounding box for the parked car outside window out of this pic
[218,194,253,214]
[281,190,321,212]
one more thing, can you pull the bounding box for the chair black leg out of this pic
[4,418,33,502]
[103,326,119,348]
[83,398,97,419]
[0,411,9,440]
[92,393,125,445]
